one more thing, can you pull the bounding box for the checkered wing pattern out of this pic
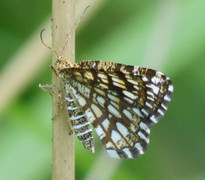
[61,60,173,159]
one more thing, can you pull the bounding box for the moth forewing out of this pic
[53,59,173,159]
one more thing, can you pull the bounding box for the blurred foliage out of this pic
[0,0,205,180]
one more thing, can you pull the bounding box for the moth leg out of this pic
[39,84,56,95]
[51,90,65,118]
[66,118,74,135]
[40,83,74,135]
[51,102,74,135]
[39,84,65,120]
[50,65,58,76]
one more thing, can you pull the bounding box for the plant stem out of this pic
[52,0,75,180]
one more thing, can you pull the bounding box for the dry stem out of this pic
[52,0,75,179]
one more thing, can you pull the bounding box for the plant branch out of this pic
[52,0,75,180]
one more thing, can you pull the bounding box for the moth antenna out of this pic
[61,32,71,56]
[75,5,90,29]
[40,29,59,58]
[61,5,90,55]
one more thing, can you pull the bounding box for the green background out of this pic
[0,0,205,179]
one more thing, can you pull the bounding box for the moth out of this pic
[44,56,173,159]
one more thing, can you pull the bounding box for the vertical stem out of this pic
[52,0,75,180]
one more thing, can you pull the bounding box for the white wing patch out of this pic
[107,149,120,158]
[139,122,150,134]
[135,143,144,154]
[111,130,122,143]
[108,105,121,118]
[91,104,103,118]
[123,109,133,120]
[102,119,110,131]
[96,125,106,140]
[85,108,95,123]
[116,123,129,138]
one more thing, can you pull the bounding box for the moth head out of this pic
[40,29,76,74]
[55,56,75,72]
